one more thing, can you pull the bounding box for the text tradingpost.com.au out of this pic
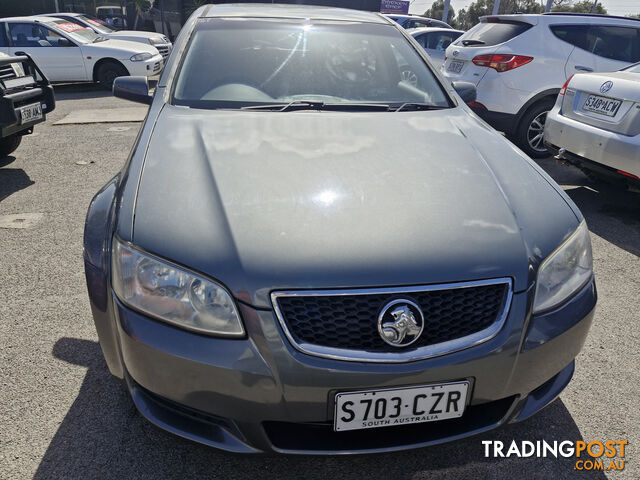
[482,440,628,472]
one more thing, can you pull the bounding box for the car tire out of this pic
[97,61,128,90]
[0,134,22,158]
[515,100,555,159]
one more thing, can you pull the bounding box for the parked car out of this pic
[40,13,172,60]
[443,13,640,157]
[0,16,163,88]
[85,4,596,454]
[544,63,640,189]
[0,53,55,157]
[385,13,452,30]
[408,27,464,68]
[95,5,127,30]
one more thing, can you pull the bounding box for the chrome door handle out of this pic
[574,65,594,72]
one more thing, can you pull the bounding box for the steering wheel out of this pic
[324,43,375,86]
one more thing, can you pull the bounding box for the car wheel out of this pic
[515,100,554,159]
[97,61,128,90]
[0,134,22,158]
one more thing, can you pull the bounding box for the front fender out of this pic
[84,175,123,377]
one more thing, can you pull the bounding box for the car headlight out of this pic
[111,238,245,337]
[148,37,164,46]
[130,52,153,62]
[533,221,593,314]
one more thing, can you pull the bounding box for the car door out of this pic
[554,24,639,76]
[7,22,87,82]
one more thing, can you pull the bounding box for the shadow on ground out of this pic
[34,338,607,480]
[0,155,16,168]
[0,168,35,204]
[53,83,112,101]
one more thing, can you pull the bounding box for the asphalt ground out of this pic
[0,83,638,480]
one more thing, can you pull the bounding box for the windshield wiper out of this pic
[241,101,390,112]
[92,36,106,43]
[394,103,447,112]
[461,39,485,46]
[241,100,325,111]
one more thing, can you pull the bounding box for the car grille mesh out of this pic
[274,282,509,353]
[156,45,170,59]
[0,65,16,81]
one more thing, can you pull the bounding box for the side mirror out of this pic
[113,76,152,105]
[58,38,73,47]
[452,81,477,104]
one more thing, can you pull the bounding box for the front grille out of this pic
[273,279,511,361]
[153,61,162,73]
[0,65,16,81]
[156,45,170,59]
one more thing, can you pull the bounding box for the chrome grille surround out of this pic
[271,278,513,363]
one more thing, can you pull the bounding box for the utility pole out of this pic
[492,0,501,15]
[545,0,554,12]
[54,0,60,12]
[590,0,599,12]
[442,0,451,23]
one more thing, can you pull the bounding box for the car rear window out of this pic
[455,21,531,47]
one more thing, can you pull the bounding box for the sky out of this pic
[409,0,640,18]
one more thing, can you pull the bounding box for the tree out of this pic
[456,0,541,30]
[423,0,456,26]
[551,1,607,14]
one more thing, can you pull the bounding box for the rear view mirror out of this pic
[452,81,477,104]
[113,76,152,105]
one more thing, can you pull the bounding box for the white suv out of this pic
[442,13,640,157]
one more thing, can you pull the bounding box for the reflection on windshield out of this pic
[81,15,116,34]
[50,20,103,44]
[173,19,451,110]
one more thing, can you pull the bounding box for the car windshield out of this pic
[79,14,116,34]
[173,18,452,110]
[48,20,104,44]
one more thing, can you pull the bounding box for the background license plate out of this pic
[19,103,43,124]
[334,382,469,432]
[582,94,621,117]
[447,60,464,74]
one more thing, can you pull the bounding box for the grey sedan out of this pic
[84,4,596,454]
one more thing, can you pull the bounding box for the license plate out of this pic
[447,60,464,74]
[19,102,43,124]
[334,381,469,432]
[582,94,621,117]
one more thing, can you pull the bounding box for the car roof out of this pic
[0,16,61,23]
[408,27,462,35]
[479,13,640,26]
[383,14,421,19]
[40,13,81,17]
[200,4,388,24]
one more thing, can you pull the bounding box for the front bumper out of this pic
[544,107,640,183]
[126,55,164,77]
[93,276,597,454]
